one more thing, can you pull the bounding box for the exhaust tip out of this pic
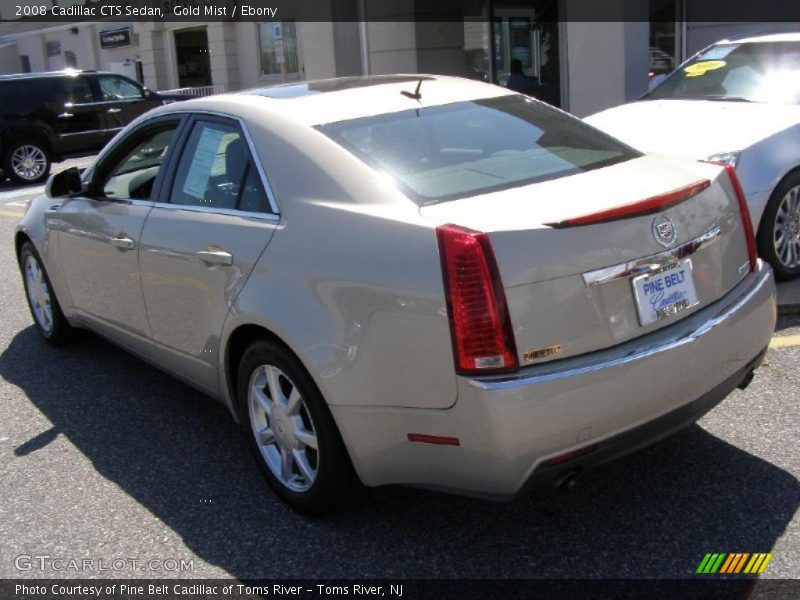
[557,470,581,492]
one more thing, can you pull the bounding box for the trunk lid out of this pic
[422,156,751,367]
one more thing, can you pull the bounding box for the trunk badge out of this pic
[523,344,562,363]
[652,216,677,247]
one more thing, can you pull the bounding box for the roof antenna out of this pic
[401,78,423,101]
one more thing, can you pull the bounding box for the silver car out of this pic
[16,75,776,514]
[587,33,800,281]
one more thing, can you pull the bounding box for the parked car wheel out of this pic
[237,339,356,514]
[19,241,72,344]
[758,171,800,280]
[5,140,51,184]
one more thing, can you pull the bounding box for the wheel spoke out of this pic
[280,447,293,481]
[257,426,274,446]
[293,449,315,482]
[40,306,52,330]
[266,366,285,406]
[285,387,302,416]
[252,386,272,416]
[295,428,318,450]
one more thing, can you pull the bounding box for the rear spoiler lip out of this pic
[545,179,711,229]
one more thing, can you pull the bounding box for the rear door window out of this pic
[169,119,271,213]
[52,76,95,105]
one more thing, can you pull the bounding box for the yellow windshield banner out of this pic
[684,61,726,77]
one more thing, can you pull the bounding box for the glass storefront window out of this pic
[649,0,681,80]
[258,21,299,77]
[462,1,561,107]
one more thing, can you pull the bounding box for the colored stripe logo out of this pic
[696,553,773,574]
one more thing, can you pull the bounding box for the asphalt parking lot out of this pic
[0,162,797,580]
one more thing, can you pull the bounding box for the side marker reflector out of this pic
[543,444,597,466]
[407,433,461,446]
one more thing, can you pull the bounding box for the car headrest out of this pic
[225,138,247,182]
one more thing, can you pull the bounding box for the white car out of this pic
[586,33,800,280]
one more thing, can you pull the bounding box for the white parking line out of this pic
[0,186,44,200]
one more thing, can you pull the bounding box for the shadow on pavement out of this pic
[1,325,798,578]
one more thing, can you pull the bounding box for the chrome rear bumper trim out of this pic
[470,262,772,391]
[582,226,722,287]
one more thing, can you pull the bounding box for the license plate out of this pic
[632,259,699,326]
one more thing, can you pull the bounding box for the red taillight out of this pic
[722,164,758,272]
[546,179,710,229]
[436,224,518,375]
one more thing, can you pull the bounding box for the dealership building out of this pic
[0,0,797,116]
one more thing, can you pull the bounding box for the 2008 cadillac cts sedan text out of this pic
[16,76,776,514]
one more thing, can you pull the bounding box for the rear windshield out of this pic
[317,95,640,205]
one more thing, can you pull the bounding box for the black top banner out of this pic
[1,0,800,23]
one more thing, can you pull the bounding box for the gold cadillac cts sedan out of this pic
[15,76,776,514]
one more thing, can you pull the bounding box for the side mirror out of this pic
[46,167,83,198]
[143,88,152,99]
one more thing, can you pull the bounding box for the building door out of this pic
[490,0,562,107]
[174,27,212,89]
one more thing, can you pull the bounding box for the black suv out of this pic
[0,70,191,184]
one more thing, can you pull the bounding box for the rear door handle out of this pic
[107,108,121,114]
[111,236,135,250]
[58,112,74,119]
[197,250,233,266]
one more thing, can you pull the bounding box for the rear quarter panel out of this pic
[220,107,457,411]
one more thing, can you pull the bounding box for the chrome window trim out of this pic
[86,109,282,218]
[469,262,770,391]
[59,127,123,138]
[582,226,722,287]
[150,201,280,223]
[65,99,143,108]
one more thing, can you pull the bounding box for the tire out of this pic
[19,241,73,344]
[237,339,357,515]
[757,171,800,281]
[4,140,51,185]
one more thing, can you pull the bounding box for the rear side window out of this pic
[52,77,95,105]
[318,95,640,205]
[169,120,270,212]
[0,79,50,116]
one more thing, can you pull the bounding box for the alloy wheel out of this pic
[774,184,800,270]
[24,254,53,333]
[11,145,48,182]
[247,364,319,492]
